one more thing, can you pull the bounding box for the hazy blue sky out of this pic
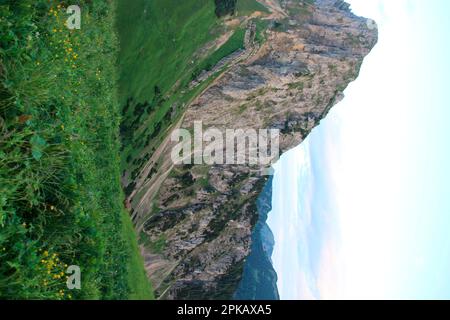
[268,0,450,299]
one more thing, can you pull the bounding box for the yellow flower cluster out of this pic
[95,69,101,80]
[62,37,78,68]
[49,5,78,69]
[49,7,58,18]
[40,251,64,275]
[57,288,72,299]
[49,6,63,33]
[49,4,63,17]
[39,249,69,298]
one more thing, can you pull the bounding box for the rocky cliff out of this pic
[125,0,377,299]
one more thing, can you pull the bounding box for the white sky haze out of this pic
[268,0,450,300]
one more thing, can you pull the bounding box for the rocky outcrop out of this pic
[132,0,377,299]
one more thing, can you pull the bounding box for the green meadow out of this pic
[0,0,152,299]
[117,0,223,182]
[236,0,270,16]
[117,0,253,194]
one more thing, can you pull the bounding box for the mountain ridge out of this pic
[118,0,378,299]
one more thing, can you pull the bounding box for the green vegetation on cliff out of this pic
[117,0,245,193]
[215,0,238,17]
[117,0,219,177]
[117,1,270,195]
[236,0,270,16]
[0,0,152,299]
[191,26,246,80]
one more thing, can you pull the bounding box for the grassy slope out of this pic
[117,0,219,106]
[121,211,154,299]
[117,0,225,192]
[192,27,246,79]
[0,0,152,299]
[116,0,256,194]
[236,0,270,16]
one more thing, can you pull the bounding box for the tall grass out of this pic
[0,0,152,299]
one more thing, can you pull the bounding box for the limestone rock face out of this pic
[132,0,377,299]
